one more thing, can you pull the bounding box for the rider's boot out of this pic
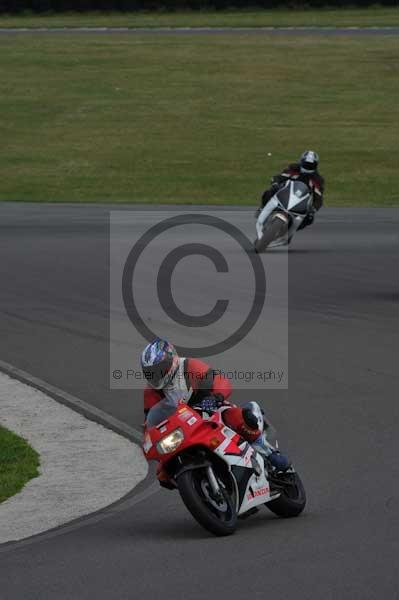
[241,402,291,473]
[252,432,291,473]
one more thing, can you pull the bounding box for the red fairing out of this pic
[143,405,259,469]
[143,405,226,463]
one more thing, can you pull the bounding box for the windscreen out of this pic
[146,399,179,428]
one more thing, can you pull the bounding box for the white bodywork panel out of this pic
[236,452,272,515]
[256,197,278,240]
[255,181,311,245]
[214,426,274,514]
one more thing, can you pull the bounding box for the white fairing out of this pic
[214,425,275,515]
[256,197,279,240]
[256,181,311,246]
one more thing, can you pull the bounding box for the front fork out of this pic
[206,465,222,498]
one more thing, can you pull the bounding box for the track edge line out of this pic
[0,359,142,442]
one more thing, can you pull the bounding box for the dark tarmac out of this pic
[0,203,398,599]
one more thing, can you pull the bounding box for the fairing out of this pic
[143,404,276,515]
[256,180,312,243]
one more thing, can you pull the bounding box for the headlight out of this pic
[157,428,184,455]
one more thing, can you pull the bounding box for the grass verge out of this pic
[1,7,399,29]
[0,33,398,206]
[0,425,40,504]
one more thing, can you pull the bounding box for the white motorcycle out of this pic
[255,180,314,252]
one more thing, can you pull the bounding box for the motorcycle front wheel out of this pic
[177,468,237,536]
[254,217,287,253]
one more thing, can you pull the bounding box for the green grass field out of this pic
[1,7,399,28]
[0,32,398,205]
[0,425,40,503]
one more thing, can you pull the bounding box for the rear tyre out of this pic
[254,218,287,253]
[177,468,237,536]
[265,471,306,518]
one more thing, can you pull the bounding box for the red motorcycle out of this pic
[143,403,306,536]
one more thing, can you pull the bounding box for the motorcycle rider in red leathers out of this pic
[141,338,289,487]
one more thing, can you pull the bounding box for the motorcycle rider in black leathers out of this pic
[257,151,325,230]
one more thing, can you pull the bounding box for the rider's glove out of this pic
[198,394,225,414]
[242,407,260,431]
[254,207,262,219]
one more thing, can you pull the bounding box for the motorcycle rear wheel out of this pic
[177,468,237,536]
[254,218,287,253]
[265,471,306,518]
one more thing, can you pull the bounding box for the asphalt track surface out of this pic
[1,26,399,35]
[0,203,398,599]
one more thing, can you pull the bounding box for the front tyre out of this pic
[177,468,237,536]
[254,217,287,253]
[265,471,306,518]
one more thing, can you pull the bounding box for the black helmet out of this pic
[300,150,319,174]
